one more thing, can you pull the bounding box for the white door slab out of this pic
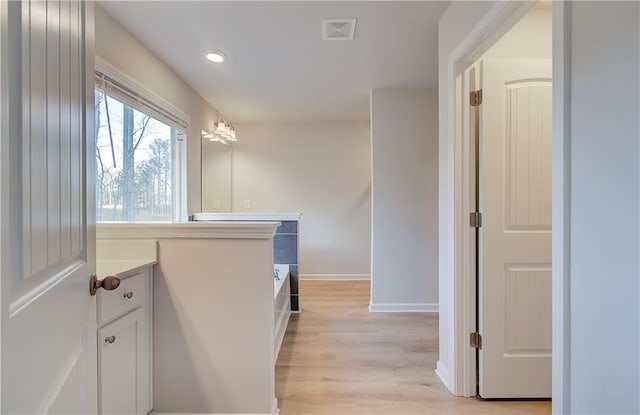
[1,1,96,413]
[479,58,552,398]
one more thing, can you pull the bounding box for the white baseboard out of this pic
[152,412,274,415]
[152,401,279,415]
[435,360,451,391]
[368,302,439,313]
[300,273,370,280]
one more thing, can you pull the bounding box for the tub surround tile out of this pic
[289,265,299,293]
[274,235,298,265]
[291,295,299,312]
[276,221,298,234]
[273,231,300,311]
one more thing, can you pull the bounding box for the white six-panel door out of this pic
[1,1,96,413]
[479,58,552,398]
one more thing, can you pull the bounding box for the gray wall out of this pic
[370,88,439,310]
[568,2,639,413]
[226,122,371,278]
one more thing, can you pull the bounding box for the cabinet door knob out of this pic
[123,291,134,299]
[105,335,116,344]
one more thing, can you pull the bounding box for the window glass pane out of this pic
[95,89,173,222]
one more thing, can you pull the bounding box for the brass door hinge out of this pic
[470,332,482,349]
[470,212,483,228]
[470,90,483,107]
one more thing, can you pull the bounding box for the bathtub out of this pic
[274,264,291,360]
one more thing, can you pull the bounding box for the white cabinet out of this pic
[97,268,152,415]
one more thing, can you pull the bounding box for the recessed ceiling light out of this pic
[205,50,227,63]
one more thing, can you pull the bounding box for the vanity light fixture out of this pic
[201,129,218,141]
[213,118,238,142]
[202,129,225,143]
[214,119,230,137]
[205,50,227,63]
[203,123,234,145]
[228,127,237,142]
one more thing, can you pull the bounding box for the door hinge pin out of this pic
[470,332,482,349]
[470,212,483,228]
[470,89,483,106]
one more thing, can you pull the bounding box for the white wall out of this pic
[154,238,274,414]
[95,5,223,214]
[484,6,552,59]
[370,88,439,311]
[567,3,639,413]
[226,122,371,277]
[201,143,232,212]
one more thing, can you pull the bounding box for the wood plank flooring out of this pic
[275,280,550,415]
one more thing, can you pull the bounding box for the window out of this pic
[94,67,187,222]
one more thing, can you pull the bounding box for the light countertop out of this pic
[97,259,157,279]
[96,239,158,279]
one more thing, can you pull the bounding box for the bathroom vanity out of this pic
[96,240,157,415]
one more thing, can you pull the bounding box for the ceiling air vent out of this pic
[322,18,357,41]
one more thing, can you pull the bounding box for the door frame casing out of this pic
[444,1,570,412]
[0,0,7,405]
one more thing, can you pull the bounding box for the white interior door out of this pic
[1,1,96,413]
[479,58,552,398]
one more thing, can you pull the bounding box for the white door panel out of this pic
[479,58,552,398]
[1,1,96,413]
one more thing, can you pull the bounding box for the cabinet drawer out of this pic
[98,269,148,326]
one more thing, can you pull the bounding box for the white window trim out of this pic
[95,56,190,127]
[172,129,188,222]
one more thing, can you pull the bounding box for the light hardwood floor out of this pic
[275,280,551,415]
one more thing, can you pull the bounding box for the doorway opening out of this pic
[455,1,554,399]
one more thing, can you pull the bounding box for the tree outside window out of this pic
[95,90,174,222]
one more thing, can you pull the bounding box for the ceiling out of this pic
[99,1,451,123]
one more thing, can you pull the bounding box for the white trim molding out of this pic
[95,56,190,126]
[369,302,438,313]
[300,274,370,281]
[551,2,571,413]
[151,398,279,415]
[435,360,451,391]
[193,212,302,222]
[96,222,280,240]
[151,413,276,415]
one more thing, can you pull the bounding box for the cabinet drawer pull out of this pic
[105,335,116,344]
[123,291,134,299]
